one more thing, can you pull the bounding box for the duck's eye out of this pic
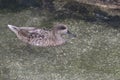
[58,26,66,30]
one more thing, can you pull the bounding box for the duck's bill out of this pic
[67,30,76,38]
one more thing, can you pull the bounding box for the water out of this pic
[0,9,120,80]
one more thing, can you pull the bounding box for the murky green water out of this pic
[0,9,120,80]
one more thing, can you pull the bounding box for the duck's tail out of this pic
[8,24,19,34]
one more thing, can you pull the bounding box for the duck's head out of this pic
[53,24,76,38]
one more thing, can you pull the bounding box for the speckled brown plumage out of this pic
[8,24,75,47]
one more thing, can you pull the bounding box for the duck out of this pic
[8,24,76,47]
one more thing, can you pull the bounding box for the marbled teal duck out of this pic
[8,24,76,47]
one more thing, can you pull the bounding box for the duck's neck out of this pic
[51,31,61,40]
[51,31,65,45]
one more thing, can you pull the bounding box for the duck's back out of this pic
[18,28,53,46]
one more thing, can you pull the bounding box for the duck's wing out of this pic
[18,28,50,40]
[28,29,50,39]
[20,27,36,30]
[8,24,36,34]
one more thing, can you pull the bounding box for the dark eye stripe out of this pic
[58,26,66,30]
